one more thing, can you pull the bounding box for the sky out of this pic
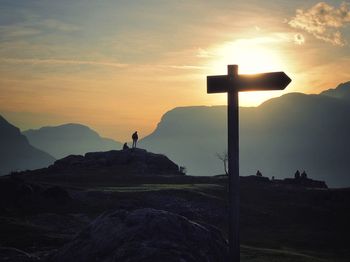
[1,0,350,141]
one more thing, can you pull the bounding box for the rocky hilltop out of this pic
[19,148,183,183]
[51,148,181,175]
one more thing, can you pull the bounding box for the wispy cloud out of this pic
[289,2,350,46]
[0,18,80,41]
[40,19,80,32]
[0,58,204,71]
[166,65,207,70]
[0,58,128,68]
[0,25,41,38]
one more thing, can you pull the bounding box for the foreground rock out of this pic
[0,176,72,213]
[48,208,228,262]
[0,247,39,262]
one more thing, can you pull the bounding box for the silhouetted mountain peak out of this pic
[0,115,9,125]
[24,123,101,139]
[0,114,30,146]
[23,123,122,159]
[321,81,350,100]
[0,115,55,174]
[0,114,21,137]
[143,106,226,140]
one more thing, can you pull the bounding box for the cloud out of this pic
[0,57,204,72]
[39,19,80,32]
[0,25,41,38]
[0,18,80,41]
[196,48,212,58]
[166,65,206,70]
[0,58,127,68]
[289,2,350,46]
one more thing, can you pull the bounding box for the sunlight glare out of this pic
[207,38,289,106]
[210,39,285,74]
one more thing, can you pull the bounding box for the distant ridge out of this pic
[23,123,122,159]
[0,115,55,174]
[321,81,350,101]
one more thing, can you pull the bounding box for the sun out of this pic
[205,39,290,106]
[208,39,286,74]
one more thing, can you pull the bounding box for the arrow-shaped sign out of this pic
[207,71,291,93]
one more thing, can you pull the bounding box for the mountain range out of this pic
[0,115,55,175]
[1,81,350,187]
[140,82,350,187]
[23,124,122,159]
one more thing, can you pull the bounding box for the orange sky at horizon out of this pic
[1,0,350,141]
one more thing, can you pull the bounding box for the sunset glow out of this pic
[1,1,350,140]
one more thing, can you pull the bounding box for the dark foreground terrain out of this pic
[1,174,349,261]
[1,149,350,261]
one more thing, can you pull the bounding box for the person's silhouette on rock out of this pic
[123,142,129,150]
[132,131,138,148]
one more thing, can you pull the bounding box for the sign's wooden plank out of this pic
[207,75,230,93]
[207,72,291,94]
[237,72,291,92]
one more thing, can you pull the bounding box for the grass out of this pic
[92,183,224,192]
[241,245,336,262]
[3,174,349,261]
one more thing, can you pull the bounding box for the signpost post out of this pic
[207,65,291,261]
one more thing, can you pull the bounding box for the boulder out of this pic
[0,247,39,262]
[48,208,228,262]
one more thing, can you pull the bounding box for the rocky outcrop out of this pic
[50,148,181,176]
[48,208,228,262]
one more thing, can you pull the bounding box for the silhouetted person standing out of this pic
[132,131,138,148]
[301,170,308,179]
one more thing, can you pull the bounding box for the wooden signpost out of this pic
[207,65,291,261]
